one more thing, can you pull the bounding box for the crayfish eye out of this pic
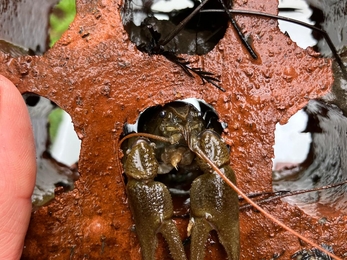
[159,110,167,118]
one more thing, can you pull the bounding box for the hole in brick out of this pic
[121,99,225,215]
[278,0,317,49]
[23,93,80,207]
[272,110,311,171]
[273,100,347,215]
[121,0,230,55]
[271,1,347,216]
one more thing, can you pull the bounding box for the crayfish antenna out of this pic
[118,132,171,149]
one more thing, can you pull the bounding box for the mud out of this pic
[0,0,345,259]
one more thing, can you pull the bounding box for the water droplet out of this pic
[306,63,318,74]
[77,131,84,139]
[318,217,328,225]
[262,68,273,79]
[282,66,297,83]
[306,47,320,58]
[233,123,240,130]
[25,56,32,63]
[320,83,328,91]
[295,51,303,59]
[243,68,254,77]
[268,50,274,57]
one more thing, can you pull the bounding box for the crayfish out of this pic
[119,101,342,260]
[119,101,239,260]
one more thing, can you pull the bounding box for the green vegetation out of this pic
[48,108,63,143]
[49,0,76,46]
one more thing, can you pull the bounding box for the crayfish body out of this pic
[121,102,239,260]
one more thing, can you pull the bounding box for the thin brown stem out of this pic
[159,0,211,47]
[200,9,347,78]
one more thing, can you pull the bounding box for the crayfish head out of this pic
[158,103,205,143]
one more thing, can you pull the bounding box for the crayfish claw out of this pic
[125,139,187,260]
[189,129,240,260]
